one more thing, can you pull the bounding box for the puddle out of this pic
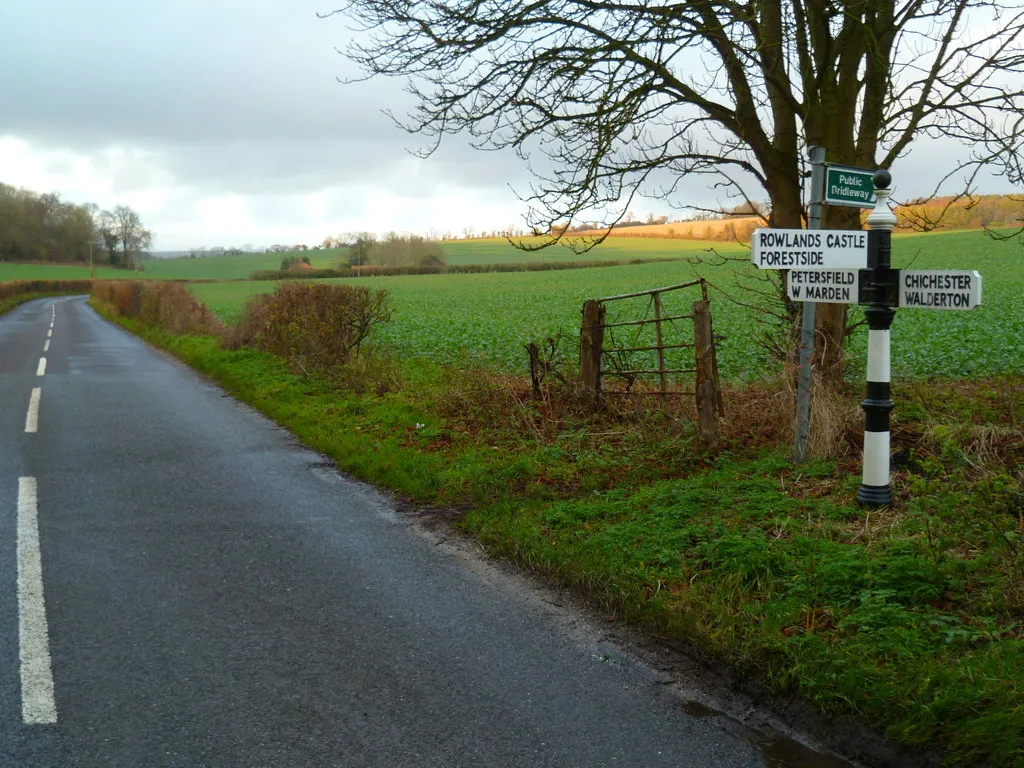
[759,734,857,768]
[681,699,718,718]
[679,699,858,768]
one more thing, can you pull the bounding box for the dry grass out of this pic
[434,364,809,468]
[717,379,793,450]
[715,370,861,462]
[807,381,863,461]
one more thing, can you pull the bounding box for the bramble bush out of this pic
[225,282,393,375]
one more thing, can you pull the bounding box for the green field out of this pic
[144,236,716,276]
[0,249,346,282]
[142,248,345,280]
[440,236,740,265]
[0,238,709,282]
[3,230,1018,381]
[190,230,1024,381]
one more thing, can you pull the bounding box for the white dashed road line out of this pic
[17,477,58,724]
[25,387,41,434]
[36,358,46,377]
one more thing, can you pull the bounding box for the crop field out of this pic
[0,239,716,282]
[190,230,1023,381]
[0,249,345,282]
[142,248,345,280]
[439,236,742,265]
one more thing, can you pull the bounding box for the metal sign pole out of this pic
[793,146,826,463]
[857,171,897,506]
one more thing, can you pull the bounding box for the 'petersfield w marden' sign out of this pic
[787,269,860,303]
[751,228,868,269]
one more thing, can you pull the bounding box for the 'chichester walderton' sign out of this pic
[899,270,983,310]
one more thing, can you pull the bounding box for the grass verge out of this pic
[93,303,1022,767]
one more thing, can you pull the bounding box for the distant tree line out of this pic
[894,194,1024,233]
[266,243,310,253]
[0,182,152,268]
[323,233,447,268]
[187,246,251,258]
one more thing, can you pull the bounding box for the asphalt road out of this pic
[0,296,840,767]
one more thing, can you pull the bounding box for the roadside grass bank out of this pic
[90,284,1022,767]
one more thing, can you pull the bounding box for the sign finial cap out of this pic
[873,170,892,190]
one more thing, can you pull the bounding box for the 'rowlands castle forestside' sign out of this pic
[750,229,868,269]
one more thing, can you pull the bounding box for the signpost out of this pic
[825,165,876,208]
[754,167,983,507]
[751,228,868,270]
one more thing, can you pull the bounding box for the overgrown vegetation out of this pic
[91,281,224,335]
[224,282,394,388]
[88,274,1024,766]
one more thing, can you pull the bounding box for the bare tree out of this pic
[111,205,153,270]
[326,0,1024,380]
[96,210,121,266]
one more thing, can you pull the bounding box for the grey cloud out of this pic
[0,0,532,204]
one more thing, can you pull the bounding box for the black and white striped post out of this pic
[857,171,898,507]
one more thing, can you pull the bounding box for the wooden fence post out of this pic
[653,292,668,394]
[580,299,605,405]
[692,300,718,449]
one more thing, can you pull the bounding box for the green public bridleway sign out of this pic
[825,165,876,208]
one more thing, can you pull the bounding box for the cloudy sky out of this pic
[0,1,1017,251]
